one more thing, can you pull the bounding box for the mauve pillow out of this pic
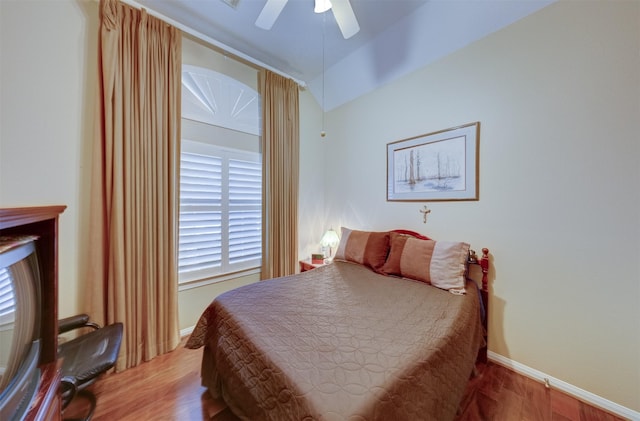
[381,231,469,293]
[333,227,391,273]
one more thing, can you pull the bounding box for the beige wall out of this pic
[313,0,639,412]
[2,0,638,414]
[0,0,97,320]
[298,89,327,260]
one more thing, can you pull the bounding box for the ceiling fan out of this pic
[256,0,360,39]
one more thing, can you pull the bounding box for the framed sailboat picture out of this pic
[387,122,479,201]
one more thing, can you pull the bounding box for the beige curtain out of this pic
[259,70,300,279]
[86,0,181,371]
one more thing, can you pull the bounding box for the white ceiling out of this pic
[131,0,555,110]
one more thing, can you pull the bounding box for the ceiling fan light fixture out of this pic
[220,0,240,9]
[314,0,332,14]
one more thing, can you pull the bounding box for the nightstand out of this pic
[299,259,328,272]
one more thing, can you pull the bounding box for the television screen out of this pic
[0,236,41,420]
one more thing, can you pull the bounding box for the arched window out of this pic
[181,65,260,135]
[178,66,261,286]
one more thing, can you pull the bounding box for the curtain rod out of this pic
[119,0,306,87]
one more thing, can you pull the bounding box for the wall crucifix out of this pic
[420,205,431,223]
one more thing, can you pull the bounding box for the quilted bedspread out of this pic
[186,261,484,421]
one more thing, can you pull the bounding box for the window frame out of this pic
[178,139,262,290]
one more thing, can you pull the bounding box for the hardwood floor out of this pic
[64,338,626,421]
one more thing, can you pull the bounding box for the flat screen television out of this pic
[0,236,41,421]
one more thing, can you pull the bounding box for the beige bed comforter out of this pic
[186,261,484,421]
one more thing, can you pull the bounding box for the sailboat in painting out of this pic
[387,122,479,202]
[394,137,465,194]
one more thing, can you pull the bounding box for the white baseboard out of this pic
[180,325,194,338]
[488,351,639,421]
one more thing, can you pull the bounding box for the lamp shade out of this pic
[320,229,340,248]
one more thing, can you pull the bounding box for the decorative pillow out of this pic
[381,231,469,293]
[333,227,391,273]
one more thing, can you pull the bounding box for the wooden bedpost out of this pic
[477,248,489,364]
[479,248,489,292]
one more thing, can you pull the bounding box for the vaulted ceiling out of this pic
[132,0,555,110]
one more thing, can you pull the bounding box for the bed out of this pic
[186,229,489,421]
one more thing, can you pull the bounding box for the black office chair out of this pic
[58,314,123,421]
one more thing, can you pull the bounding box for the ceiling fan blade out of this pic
[255,0,288,30]
[331,0,360,39]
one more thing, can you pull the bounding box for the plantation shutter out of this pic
[0,269,15,322]
[178,152,222,276]
[229,158,262,264]
[178,141,261,284]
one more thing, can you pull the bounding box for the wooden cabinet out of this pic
[0,206,66,421]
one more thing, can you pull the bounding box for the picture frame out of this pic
[387,122,479,201]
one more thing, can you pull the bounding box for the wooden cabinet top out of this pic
[0,206,67,230]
